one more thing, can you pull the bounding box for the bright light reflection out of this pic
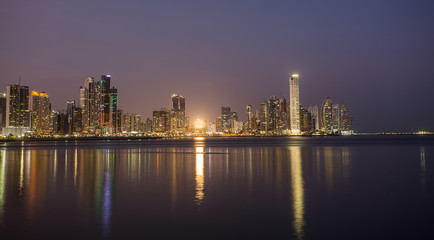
[421,146,426,185]
[0,150,6,224]
[195,147,204,205]
[290,146,304,240]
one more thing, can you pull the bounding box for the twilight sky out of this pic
[1,0,433,132]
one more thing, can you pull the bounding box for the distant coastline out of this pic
[1,132,433,143]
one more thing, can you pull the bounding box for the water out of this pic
[0,136,433,239]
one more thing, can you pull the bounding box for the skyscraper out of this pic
[246,104,252,131]
[308,106,319,131]
[100,74,111,127]
[289,74,300,134]
[332,104,340,134]
[0,93,6,129]
[110,87,118,133]
[340,105,353,135]
[321,97,333,133]
[171,94,186,130]
[221,106,231,132]
[66,100,75,135]
[259,101,268,132]
[6,84,30,128]
[30,91,51,134]
[267,96,279,131]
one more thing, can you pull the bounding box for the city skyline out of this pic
[1,1,434,132]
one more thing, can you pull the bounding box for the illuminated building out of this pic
[81,76,101,132]
[171,94,186,131]
[29,91,51,134]
[0,93,6,128]
[267,96,279,131]
[145,118,152,133]
[289,74,300,134]
[131,114,141,132]
[321,97,333,133]
[66,100,75,135]
[278,97,289,131]
[5,84,30,128]
[152,109,170,133]
[332,104,340,134]
[122,113,131,132]
[339,105,353,135]
[221,107,231,132]
[299,105,312,133]
[100,74,111,127]
[109,87,118,134]
[308,106,319,131]
[216,117,223,133]
[259,101,268,131]
[246,104,252,131]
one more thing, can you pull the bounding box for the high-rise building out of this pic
[131,114,141,132]
[152,109,170,133]
[308,106,320,131]
[110,87,118,133]
[289,74,300,134]
[300,105,312,133]
[321,97,333,133]
[246,105,252,131]
[340,105,353,135]
[5,84,30,128]
[267,96,279,131]
[259,101,268,132]
[171,94,186,130]
[82,76,101,131]
[221,107,231,132]
[0,93,6,128]
[100,74,111,127]
[216,117,223,133]
[145,118,153,133]
[332,104,340,134]
[66,100,76,135]
[30,91,51,134]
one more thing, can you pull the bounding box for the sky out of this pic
[1,0,433,133]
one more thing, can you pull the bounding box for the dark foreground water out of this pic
[0,136,433,239]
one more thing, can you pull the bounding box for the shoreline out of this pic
[0,133,433,143]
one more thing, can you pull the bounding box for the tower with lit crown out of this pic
[289,74,300,134]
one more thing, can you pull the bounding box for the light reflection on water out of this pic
[0,137,432,239]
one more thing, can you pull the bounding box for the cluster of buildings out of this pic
[0,75,145,137]
[208,74,354,135]
[0,74,353,138]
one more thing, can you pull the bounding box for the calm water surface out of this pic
[0,136,433,239]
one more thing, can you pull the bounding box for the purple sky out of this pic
[1,0,433,132]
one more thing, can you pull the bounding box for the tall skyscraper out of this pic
[66,100,75,135]
[259,101,268,131]
[171,94,186,130]
[246,104,252,131]
[332,104,340,134]
[339,105,353,135]
[308,106,320,131]
[110,87,118,133]
[289,74,300,134]
[0,93,6,128]
[6,84,30,128]
[221,107,231,132]
[321,97,333,133]
[82,76,101,131]
[267,96,279,131]
[299,105,312,133]
[100,74,111,127]
[30,91,51,134]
